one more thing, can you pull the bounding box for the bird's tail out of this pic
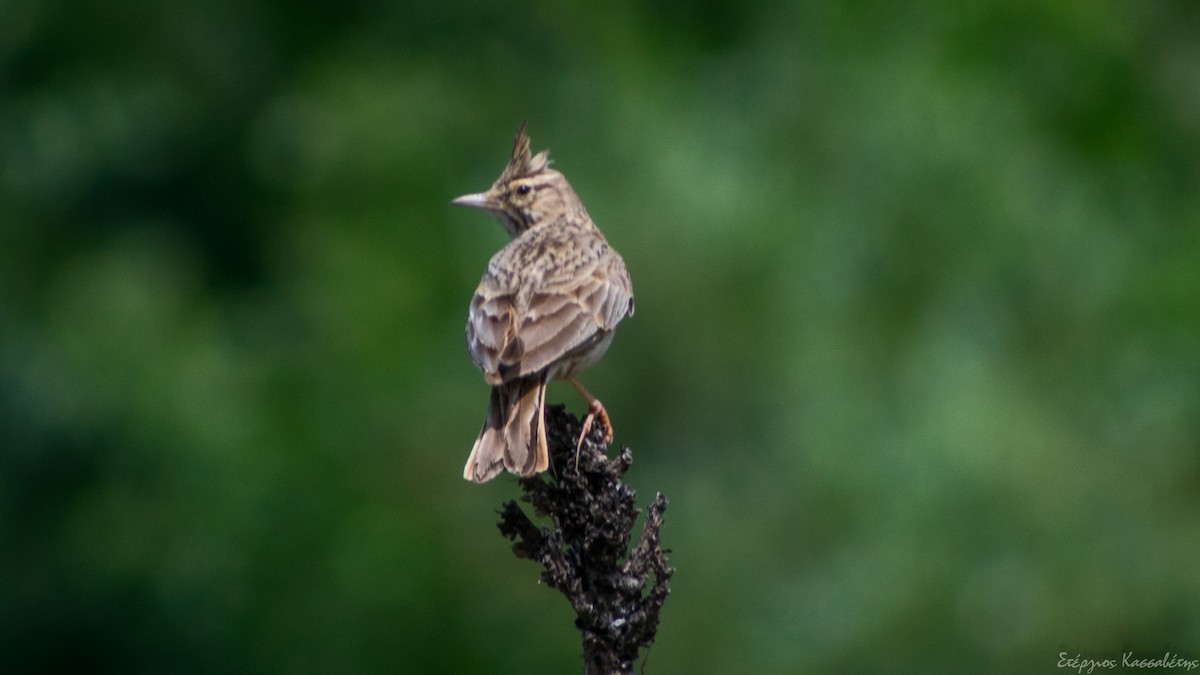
[463,374,549,483]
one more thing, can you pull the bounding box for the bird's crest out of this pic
[498,121,551,185]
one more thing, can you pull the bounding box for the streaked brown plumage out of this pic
[454,124,634,483]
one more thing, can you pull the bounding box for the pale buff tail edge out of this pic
[463,374,549,483]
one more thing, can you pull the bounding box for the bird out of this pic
[453,123,634,483]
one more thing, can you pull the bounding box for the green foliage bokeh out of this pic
[2,1,1198,672]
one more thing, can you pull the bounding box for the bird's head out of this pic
[452,123,580,238]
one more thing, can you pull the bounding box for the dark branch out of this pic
[497,404,673,675]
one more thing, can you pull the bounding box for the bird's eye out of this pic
[516,184,532,196]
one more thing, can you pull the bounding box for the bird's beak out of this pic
[451,191,494,210]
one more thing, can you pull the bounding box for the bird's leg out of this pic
[567,376,613,467]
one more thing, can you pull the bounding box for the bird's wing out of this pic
[467,252,633,384]
[466,282,518,383]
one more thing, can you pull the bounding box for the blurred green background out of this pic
[3,1,1199,672]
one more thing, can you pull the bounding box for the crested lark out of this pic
[454,124,634,483]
